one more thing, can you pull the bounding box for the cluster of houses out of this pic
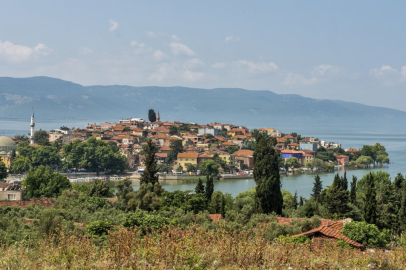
[43,115,358,173]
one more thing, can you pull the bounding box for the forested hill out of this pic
[0,76,405,128]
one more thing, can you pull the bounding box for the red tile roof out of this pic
[292,219,364,249]
[209,214,222,223]
[233,150,254,156]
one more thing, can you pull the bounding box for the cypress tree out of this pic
[363,173,377,224]
[350,176,357,204]
[139,139,159,186]
[195,178,205,195]
[342,172,348,190]
[148,109,157,122]
[398,179,406,231]
[332,173,341,187]
[205,175,214,201]
[253,134,283,214]
[311,175,323,201]
[293,191,298,210]
[299,196,304,207]
[325,173,350,218]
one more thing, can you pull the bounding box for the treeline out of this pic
[10,137,127,174]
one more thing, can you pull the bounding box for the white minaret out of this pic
[30,109,35,145]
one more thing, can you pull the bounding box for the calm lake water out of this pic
[1,120,405,198]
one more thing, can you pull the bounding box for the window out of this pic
[8,194,16,200]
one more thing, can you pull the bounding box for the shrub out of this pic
[342,221,390,247]
[86,220,111,236]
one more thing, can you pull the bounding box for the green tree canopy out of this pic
[0,161,8,181]
[22,166,71,198]
[33,130,50,146]
[10,155,31,174]
[198,160,219,176]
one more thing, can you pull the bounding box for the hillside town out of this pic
[1,109,387,181]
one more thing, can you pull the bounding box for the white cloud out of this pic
[211,62,227,69]
[170,42,195,56]
[0,40,52,63]
[182,70,204,82]
[130,41,138,47]
[225,35,240,42]
[312,64,340,76]
[109,19,119,32]
[78,47,93,55]
[237,60,279,72]
[370,65,400,85]
[401,66,406,78]
[146,31,157,38]
[283,73,317,85]
[171,35,180,41]
[153,50,166,61]
[183,58,204,69]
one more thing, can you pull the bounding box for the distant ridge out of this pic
[0,76,405,129]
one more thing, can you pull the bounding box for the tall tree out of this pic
[115,178,133,210]
[168,140,183,163]
[169,126,179,136]
[363,173,377,224]
[139,139,159,186]
[398,178,406,231]
[148,109,157,122]
[0,161,8,182]
[324,173,350,218]
[253,134,283,214]
[205,175,214,201]
[311,175,323,201]
[195,178,205,195]
[293,191,298,210]
[350,176,357,204]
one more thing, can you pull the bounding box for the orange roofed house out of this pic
[336,155,349,166]
[177,152,199,171]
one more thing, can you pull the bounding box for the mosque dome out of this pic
[0,136,17,154]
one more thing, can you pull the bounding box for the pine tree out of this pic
[293,191,298,210]
[205,175,214,201]
[148,109,157,122]
[299,196,304,207]
[342,171,348,190]
[311,175,322,201]
[325,173,350,218]
[398,179,406,231]
[363,173,377,224]
[195,178,205,195]
[253,134,283,214]
[139,139,159,187]
[350,176,357,204]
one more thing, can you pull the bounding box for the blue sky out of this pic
[0,1,405,110]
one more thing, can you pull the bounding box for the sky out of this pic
[0,1,405,111]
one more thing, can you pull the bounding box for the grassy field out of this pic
[1,225,404,269]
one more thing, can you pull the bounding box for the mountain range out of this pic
[0,76,404,130]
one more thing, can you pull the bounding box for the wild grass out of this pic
[0,223,405,269]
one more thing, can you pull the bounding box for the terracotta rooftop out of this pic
[178,152,199,158]
[292,219,364,249]
[233,149,254,156]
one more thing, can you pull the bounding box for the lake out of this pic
[1,120,405,198]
